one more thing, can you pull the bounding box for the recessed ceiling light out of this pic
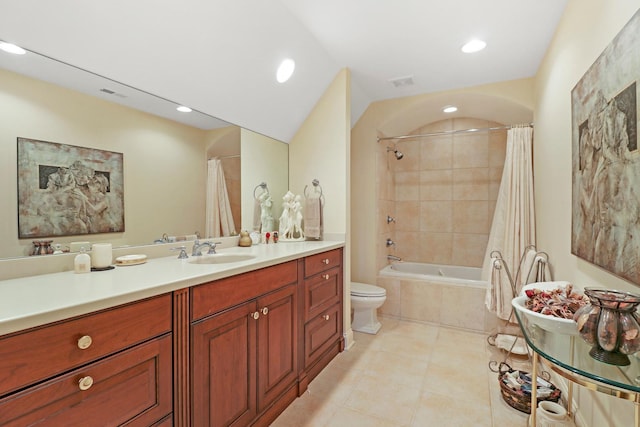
[443,106,458,113]
[461,39,486,53]
[276,58,295,83]
[0,42,26,55]
[176,106,192,113]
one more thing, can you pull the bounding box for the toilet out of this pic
[350,281,387,334]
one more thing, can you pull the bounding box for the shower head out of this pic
[386,146,404,160]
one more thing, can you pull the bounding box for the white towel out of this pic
[304,197,322,239]
[253,198,262,232]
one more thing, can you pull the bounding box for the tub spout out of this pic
[386,238,395,247]
[387,254,402,262]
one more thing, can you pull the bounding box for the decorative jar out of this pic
[575,288,640,366]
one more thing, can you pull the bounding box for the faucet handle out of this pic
[170,246,189,259]
[207,242,223,254]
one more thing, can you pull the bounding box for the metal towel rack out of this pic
[303,178,324,203]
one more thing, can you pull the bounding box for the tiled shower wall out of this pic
[377,118,507,270]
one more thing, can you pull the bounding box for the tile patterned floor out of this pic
[272,317,530,426]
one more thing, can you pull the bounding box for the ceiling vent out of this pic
[388,75,414,88]
[100,88,127,98]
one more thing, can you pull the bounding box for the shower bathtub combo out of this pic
[377,262,493,333]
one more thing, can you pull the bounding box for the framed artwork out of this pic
[17,137,124,238]
[571,10,640,285]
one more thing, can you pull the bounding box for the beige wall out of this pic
[535,1,639,425]
[289,68,352,345]
[0,68,208,258]
[351,78,534,285]
[240,128,289,232]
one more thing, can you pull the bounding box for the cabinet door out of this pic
[0,334,172,427]
[192,301,258,427]
[256,284,298,412]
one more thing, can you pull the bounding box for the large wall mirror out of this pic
[0,45,288,259]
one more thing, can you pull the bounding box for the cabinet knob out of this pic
[322,274,330,280]
[323,314,330,321]
[261,307,269,315]
[78,376,94,391]
[77,335,93,350]
[251,311,260,320]
[322,258,330,265]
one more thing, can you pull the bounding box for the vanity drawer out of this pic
[304,248,342,278]
[304,303,341,368]
[0,294,172,397]
[304,266,340,321]
[0,333,172,427]
[191,260,297,321]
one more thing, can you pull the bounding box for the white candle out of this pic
[92,243,113,268]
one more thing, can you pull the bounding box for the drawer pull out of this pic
[78,376,94,391]
[322,258,330,265]
[251,311,260,320]
[323,314,330,321]
[261,307,269,315]
[322,274,330,280]
[77,335,93,350]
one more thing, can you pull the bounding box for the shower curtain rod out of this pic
[209,154,240,160]
[376,123,533,142]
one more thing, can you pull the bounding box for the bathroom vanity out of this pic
[0,242,344,426]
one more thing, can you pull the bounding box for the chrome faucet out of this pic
[192,240,221,256]
[386,238,395,247]
[387,254,402,262]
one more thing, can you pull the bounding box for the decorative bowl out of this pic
[512,295,579,336]
[519,281,575,297]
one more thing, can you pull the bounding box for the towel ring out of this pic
[304,179,324,203]
[253,182,269,200]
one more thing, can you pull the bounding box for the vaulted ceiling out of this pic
[0,0,567,142]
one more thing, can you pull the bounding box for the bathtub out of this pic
[380,262,486,287]
[377,262,494,332]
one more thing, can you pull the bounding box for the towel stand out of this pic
[487,245,553,372]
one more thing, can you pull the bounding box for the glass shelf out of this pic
[513,308,640,426]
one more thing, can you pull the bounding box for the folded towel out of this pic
[304,197,322,239]
[253,198,262,232]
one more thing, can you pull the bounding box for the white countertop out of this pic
[0,240,343,336]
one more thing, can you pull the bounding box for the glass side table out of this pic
[513,308,640,426]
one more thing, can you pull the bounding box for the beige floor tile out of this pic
[363,350,429,389]
[411,391,492,427]
[344,373,420,425]
[422,357,490,403]
[275,320,532,426]
[325,406,407,427]
[270,391,339,427]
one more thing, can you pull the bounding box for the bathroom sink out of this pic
[188,254,256,265]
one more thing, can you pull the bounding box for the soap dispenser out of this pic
[74,247,91,274]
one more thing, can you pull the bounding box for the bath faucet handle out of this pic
[386,238,395,247]
[170,246,188,259]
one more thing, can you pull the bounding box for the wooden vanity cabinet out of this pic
[299,248,344,392]
[0,294,173,426]
[190,261,299,427]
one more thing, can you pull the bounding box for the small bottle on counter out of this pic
[74,248,91,274]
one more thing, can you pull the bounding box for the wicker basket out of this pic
[498,363,561,414]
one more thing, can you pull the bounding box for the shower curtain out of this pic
[483,126,535,320]
[205,158,236,238]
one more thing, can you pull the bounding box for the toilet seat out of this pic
[350,281,386,297]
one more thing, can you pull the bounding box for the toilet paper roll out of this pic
[92,243,113,268]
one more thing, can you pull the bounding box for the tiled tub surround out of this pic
[376,264,499,333]
[377,118,507,271]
